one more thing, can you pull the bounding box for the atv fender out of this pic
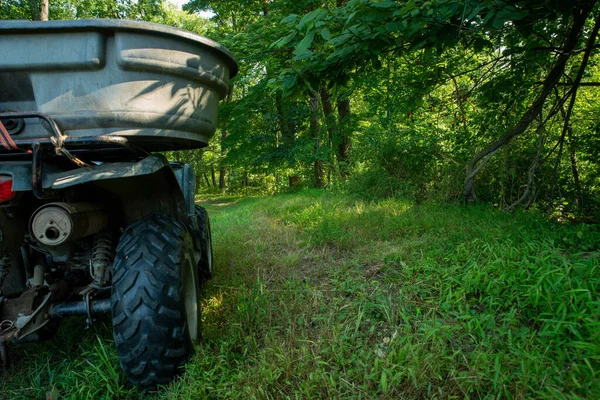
[0,155,196,224]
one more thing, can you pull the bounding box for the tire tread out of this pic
[112,215,194,390]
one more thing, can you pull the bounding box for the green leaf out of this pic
[371,1,397,9]
[271,32,297,49]
[280,14,299,24]
[346,11,357,24]
[473,37,491,52]
[395,0,415,16]
[297,9,323,30]
[281,74,297,90]
[329,33,353,46]
[497,7,529,22]
[467,4,487,20]
[385,22,403,32]
[293,31,315,57]
[380,370,388,392]
[488,6,529,30]
[293,49,314,61]
[492,15,505,29]
[483,11,494,26]
[320,27,331,41]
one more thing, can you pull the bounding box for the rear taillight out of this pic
[0,176,15,203]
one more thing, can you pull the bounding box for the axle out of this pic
[49,299,111,318]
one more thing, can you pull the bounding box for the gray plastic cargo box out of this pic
[0,19,238,151]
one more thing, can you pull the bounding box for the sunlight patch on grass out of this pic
[202,291,226,323]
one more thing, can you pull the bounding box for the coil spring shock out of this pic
[91,232,112,287]
[0,254,12,294]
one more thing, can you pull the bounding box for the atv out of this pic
[0,19,237,390]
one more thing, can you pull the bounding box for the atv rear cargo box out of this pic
[0,19,237,151]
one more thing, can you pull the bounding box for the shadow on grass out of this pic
[0,317,134,400]
[196,196,266,216]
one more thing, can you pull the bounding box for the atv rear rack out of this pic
[0,112,149,198]
[0,112,149,160]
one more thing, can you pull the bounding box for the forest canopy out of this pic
[2,0,600,219]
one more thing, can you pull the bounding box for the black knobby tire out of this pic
[195,206,214,280]
[111,215,201,390]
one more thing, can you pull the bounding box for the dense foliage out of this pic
[2,0,600,218]
[186,0,600,221]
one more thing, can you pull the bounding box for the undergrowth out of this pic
[1,190,599,399]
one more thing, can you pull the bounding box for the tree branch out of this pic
[463,4,595,202]
[548,9,600,209]
[506,114,546,211]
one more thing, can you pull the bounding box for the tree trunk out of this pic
[309,92,324,188]
[568,127,583,209]
[218,170,226,189]
[219,85,233,190]
[288,176,302,187]
[211,166,217,187]
[203,173,211,187]
[463,4,595,201]
[39,0,48,20]
[320,87,335,149]
[336,95,351,178]
[320,87,336,184]
[31,0,48,20]
[219,138,227,190]
[505,114,546,211]
[276,92,301,188]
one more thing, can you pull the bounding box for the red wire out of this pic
[0,119,21,151]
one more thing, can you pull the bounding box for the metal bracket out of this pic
[0,287,52,343]
[83,292,94,329]
[14,290,52,339]
[31,142,44,199]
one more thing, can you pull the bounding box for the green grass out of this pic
[2,190,599,399]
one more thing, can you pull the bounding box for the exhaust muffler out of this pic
[29,203,108,246]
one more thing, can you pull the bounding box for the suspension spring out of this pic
[91,232,112,287]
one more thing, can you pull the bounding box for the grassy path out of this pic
[1,191,599,399]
